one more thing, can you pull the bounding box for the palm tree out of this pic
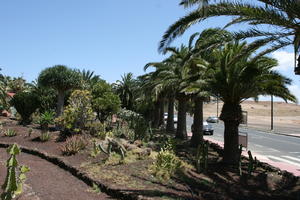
[146,46,191,139]
[208,41,296,165]
[159,0,300,71]
[143,61,176,131]
[78,69,101,89]
[182,28,232,147]
[113,73,137,111]
[38,65,82,117]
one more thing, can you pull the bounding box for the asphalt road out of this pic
[186,115,300,175]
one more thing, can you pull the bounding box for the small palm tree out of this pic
[38,65,82,117]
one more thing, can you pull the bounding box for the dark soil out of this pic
[0,117,300,200]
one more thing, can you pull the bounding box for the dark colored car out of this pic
[191,122,214,135]
[206,116,219,123]
[203,122,213,135]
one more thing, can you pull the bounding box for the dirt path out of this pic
[0,148,114,200]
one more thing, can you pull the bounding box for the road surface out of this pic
[186,115,300,176]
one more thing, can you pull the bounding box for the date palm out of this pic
[113,73,137,111]
[159,0,300,67]
[208,41,296,165]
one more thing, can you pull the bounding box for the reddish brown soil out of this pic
[0,149,111,200]
[0,117,299,200]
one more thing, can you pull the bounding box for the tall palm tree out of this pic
[208,41,296,165]
[146,46,191,139]
[182,28,232,147]
[38,65,82,117]
[159,0,300,70]
[144,61,176,131]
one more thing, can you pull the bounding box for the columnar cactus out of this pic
[247,150,257,175]
[1,144,30,200]
[195,141,209,173]
[238,144,243,176]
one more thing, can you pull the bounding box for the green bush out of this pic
[117,109,150,141]
[10,91,40,125]
[150,149,183,181]
[61,135,88,155]
[56,90,95,134]
[91,80,121,122]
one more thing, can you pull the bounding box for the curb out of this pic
[0,142,140,200]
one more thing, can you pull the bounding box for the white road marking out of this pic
[253,144,263,147]
[267,148,280,152]
[289,152,300,154]
[267,155,300,168]
[282,156,300,163]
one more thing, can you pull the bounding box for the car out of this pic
[206,116,219,123]
[203,121,213,135]
[191,122,214,135]
[164,113,178,123]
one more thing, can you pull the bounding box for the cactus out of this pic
[4,129,16,137]
[238,144,243,176]
[1,144,30,200]
[98,138,126,160]
[27,128,33,137]
[90,140,100,158]
[247,150,257,175]
[195,141,209,173]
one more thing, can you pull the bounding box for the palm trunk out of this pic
[56,90,65,117]
[166,96,175,133]
[153,100,160,128]
[190,97,203,147]
[220,103,242,166]
[158,98,165,126]
[176,94,187,140]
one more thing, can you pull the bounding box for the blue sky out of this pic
[0,0,299,102]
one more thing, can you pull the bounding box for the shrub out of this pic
[38,111,55,130]
[117,109,150,141]
[91,81,121,122]
[40,131,51,142]
[56,90,95,134]
[86,122,113,139]
[10,91,40,125]
[150,149,183,181]
[61,135,88,155]
[4,129,17,137]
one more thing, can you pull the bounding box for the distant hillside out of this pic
[203,101,300,131]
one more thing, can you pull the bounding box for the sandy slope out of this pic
[204,101,300,134]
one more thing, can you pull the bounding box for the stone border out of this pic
[0,142,140,200]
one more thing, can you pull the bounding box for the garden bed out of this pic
[0,116,299,200]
